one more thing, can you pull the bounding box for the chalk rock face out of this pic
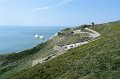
[34,34,44,39]
[39,36,44,39]
[34,34,39,38]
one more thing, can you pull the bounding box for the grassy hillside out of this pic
[6,21,120,79]
[0,25,89,79]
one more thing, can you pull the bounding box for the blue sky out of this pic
[0,0,120,26]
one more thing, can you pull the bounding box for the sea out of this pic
[0,26,66,54]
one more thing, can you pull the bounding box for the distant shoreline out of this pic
[0,26,66,54]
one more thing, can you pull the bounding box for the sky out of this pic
[0,0,120,26]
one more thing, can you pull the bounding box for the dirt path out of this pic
[85,28,101,38]
[32,57,47,66]
[32,28,101,66]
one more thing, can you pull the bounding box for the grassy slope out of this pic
[0,25,88,79]
[9,21,120,79]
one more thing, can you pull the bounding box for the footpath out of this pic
[32,28,101,66]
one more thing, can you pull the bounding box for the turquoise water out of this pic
[0,26,65,54]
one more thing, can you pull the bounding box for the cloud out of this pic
[32,0,74,12]
[32,7,50,11]
[55,0,74,7]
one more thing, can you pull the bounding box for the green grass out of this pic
[7,21,120,79]
[0,21,120,79]
[0,24,89,79]
[0,40,56,79]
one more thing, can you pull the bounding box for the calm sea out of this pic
[0,26,65,54]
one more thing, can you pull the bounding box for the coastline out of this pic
[0,27,63,54]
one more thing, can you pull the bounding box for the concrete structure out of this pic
[32,28,101,66]
[61,28,101,51]
[62,41,89,50]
